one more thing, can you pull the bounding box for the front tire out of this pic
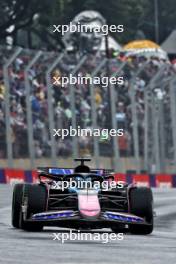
[129,187,153,235]
[12,183,24,228]
[19,184,47,231]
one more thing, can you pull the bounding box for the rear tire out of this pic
[19,184,47,231]
[129,187,153,235]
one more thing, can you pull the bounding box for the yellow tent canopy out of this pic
[122,40,168,59]
[123,40,160,50]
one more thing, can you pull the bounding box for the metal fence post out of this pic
[46,51,66,166]
[143,88,150,172]
[69,55,87,160]
[3,47,22,168]
[170,77,176,167]
[109,61,127,171]
[129,62,149,173]
[90,58,107,168]
[24,51,42,169]
[144,65,169,172]
[152,96,161,172]
[158,79,171,173]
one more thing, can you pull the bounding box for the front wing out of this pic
[24,210,150,226]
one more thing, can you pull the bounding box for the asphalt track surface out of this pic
[0,185,176,264]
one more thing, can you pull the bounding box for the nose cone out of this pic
[80,209,100,218]
[78,190,101,219]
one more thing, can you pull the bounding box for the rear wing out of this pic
[37,167,113,177]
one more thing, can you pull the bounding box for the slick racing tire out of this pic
[12,183,24,228]
[19,184,47,231]
[129,187,153,235]
[111,224,126,234]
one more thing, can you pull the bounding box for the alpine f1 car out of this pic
[12,158,154,234]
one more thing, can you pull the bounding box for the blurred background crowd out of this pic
[0,48,174,159]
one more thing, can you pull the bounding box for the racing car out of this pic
[12,158,154,234]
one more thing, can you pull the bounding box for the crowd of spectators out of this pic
[0,46,174,159]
